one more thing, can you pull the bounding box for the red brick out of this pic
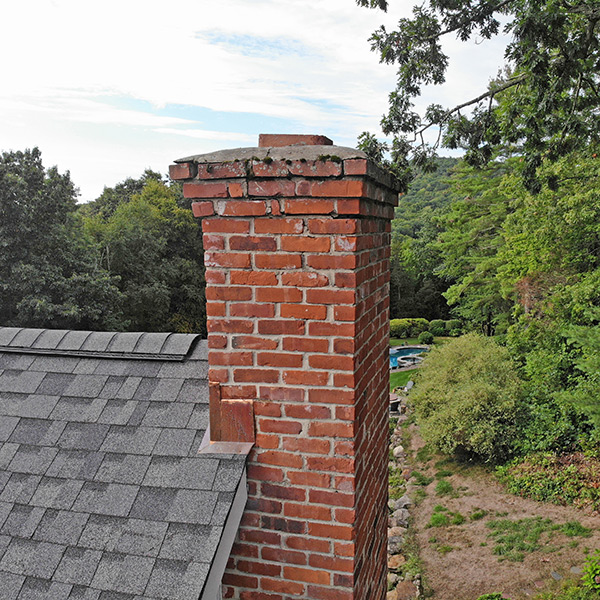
[220,385,257,399]
[205,270,226,284]
[222,573,258,588]
[184,181,228,198]
[284,503,331,521]
[262,547,306,566]
[230,542,259,558]
[283,371,329,386]
[205,302,225,317]
[197,161,247,179]
[232,336,279,350]
[256,287,302,303]
[240,593,282,600]
[255,433,280,449]
[283,437,330,454]
[258,320,305,335]
[306,289,355,305]
[288,160,342,177]
[247,464,284,482]
[281,304,327,320]
[311,180,365,198]
[208,368,228,383]
[308,355,354,371]
[333,373,355,388]
[237,560,281,577]
[255,254,302,270]
[261,578,305,595]
[308,422,354,438]
[308,522,353,541]
[335,272,357,288]
[258,134,333,147]
[234,369,279,383]
[309,554,353,572]
[333,338,354,354]
[205,252,251,269]
[257,352,303,368]
[261,483,306,502]
[286,536,330,553]
[191,201,215,217]
[252,159,290,178]
[309,322,356,337]
[284,405,331,419]
[334,541,355,557]
[230,236,277,251]
[220,200,267,216]
[205,286,252,301]
[334,508,356,524]
[230,270,278,286]
[334,236,358,252]
[307,456,354,473]
[203,219,250,233]
[230,303,275,318]
[246,497,282,515]
[259,387,305,402]
[309,489,354,507]
[207,319,253,334]
[208,351,252,366]
[254,218,304,234]
[334,306,356,321]
[335,406,355,421]
[281,272,329,287]
[336,199,361,214]
[239,529,281,545]
[281,236,330,253]
[306,255,357,270]
[207,334,227,349]
[261,515,306,534]
[307,585,353,600]
[203,234,224,250]
[259,419,302,434]
[308,389,355,405]
[284,199,335,215]
[249,180,295,197]
[283,566,329,585]
[282,337,329,353]
[334,441,354,456]
[228,182,244,198]
[307,218,358,234]
[343,158,368,175]
[254,401,282,417]
[169,162,195,180]
[257,451,303,468]
[287,471,331,488]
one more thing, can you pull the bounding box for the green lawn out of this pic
[390,369,418,392]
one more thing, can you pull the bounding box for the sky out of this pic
[1,0,509,203]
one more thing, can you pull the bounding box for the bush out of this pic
[390,318,430,338]
[418,331,434,344]
[411,333,527,463]
[583,551,600,592]
[445,319,462,333]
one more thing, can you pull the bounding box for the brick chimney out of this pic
[170,135,399,600]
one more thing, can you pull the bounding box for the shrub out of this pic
[583,551,600,592]
[390,318,430,338]
[411,333,527,463]
[445,319,462,333]
[417,331,434,344]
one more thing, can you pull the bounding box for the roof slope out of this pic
[0,328,246,600]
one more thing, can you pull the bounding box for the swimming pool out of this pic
[389,347,426,368]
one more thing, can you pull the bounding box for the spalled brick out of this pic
[249,180,295,198]
[184,181,228,198]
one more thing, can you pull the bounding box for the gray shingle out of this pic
[0,416,20,442]
[0,443,20,469]
[0,355,35,370]
[177,380,208,404]
[51,397,108,424]
[17,576,72,600]
[0,474,41,504]
[0,501,12,528]
[141,403,194,429]
[167,490,218,525]
[106,334,143,355]
[63,376,109,399]
[30,356,79,374]
[97,400,137,426]
[32,330,69,351]
[36,374,77,396]
[0,571,25,600]
[211,458,246,492]
[8,445,58,475]
[80,333,116,353]
[0,371,45,394]
[125,402,148,427]
[0,538,65,578]
[98,378,127,400]
[132,333,170,356]
[72,360,101,376]
[30,477,84,510]
[0,470,10,493]
[142,457,218,491]
[9,419,67,446]
[0,327,22,347]
[211,492,236,526]
[58,423,110,451]
[79,515,167,557]
[152,430,195,457]
[144,559,208,600]
[188,340,208,361]
[97,592,133,600]
[187,432,206,457]
[0,394,60,419]
[56,331,92,352]
[67,585,101,599]
[158,523,222,562]
[9,329,44,349]
[157,361,207,380]
[132,379,157,401]
[90,553,154,595]
[72,482,138,517]
[100,427,160,455]
[186,404,209,431]
[33,510,89,546]
[160,334,200,357]
[129,488,177,522]
[94,454,151,486]
[46,450,104,480]
[54,547,102,586]
[1,504,45,538]
[114,378,141,401]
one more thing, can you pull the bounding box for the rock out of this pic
[570,566,583,575]
[388,535,404,554]
[388,573,400,587]
[394,495,412,510]
[391,508,410,527]
[387,591,397,600]
[393,445,404,458]
[393,580,419,600]
[388,554,406,570]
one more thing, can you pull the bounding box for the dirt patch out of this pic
[404,423,600,600]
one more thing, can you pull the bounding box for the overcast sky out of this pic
[1,0,508,202]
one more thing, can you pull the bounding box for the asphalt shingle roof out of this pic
[0,328,247,600]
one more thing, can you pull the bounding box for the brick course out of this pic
[172,135,398,599]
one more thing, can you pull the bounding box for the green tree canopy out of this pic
[357,0,600,193]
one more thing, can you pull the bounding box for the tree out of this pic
[0,148,124,329]
[357,0,600,193]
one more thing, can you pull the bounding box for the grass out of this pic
[390,368,418,391]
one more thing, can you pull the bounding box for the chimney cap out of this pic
[258,134,333,148]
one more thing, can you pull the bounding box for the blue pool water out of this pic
[389,347,425,368]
